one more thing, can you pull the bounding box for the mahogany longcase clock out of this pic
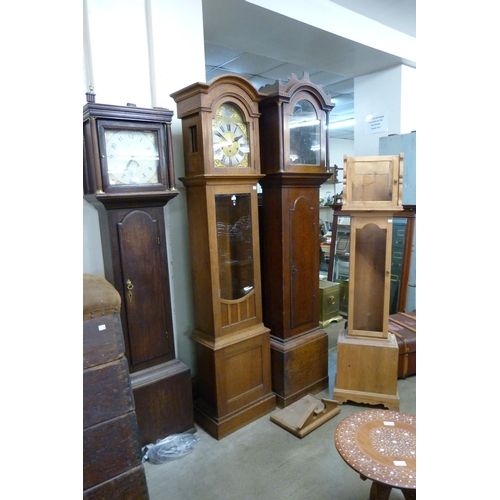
[258,73,333,408]
[171,75,276,439]
[333,154,404,410]
[83,92,194,446]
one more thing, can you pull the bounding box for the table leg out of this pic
[401,488,416,500]
[368,481,392,500]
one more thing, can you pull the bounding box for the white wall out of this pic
[354,65,416,155]
[400,65,417,135]
[83,0,205,372]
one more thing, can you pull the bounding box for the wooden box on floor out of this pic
[83,274,149,500]
[333,329,399,410]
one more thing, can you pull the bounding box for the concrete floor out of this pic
[144,321,416,500]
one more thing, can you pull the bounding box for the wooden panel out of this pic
[224,342,264,410]
[352,223,386,332]
[334,331,399,399]
[220,293,257,328]
[289,193,318,332]
[191,325,274,438]
[348,214,393,339]
[83,314,125,369]
[83,412,143,491]
[118,210,170,366]
[270,329,328,408]
[342,155,403,211]
[83,357,135,429]
[131,360,195,447]
[83,466,149,500]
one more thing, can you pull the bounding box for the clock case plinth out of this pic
[258,74,333,408]
[83,95,195,446]
[171,76,276,439]
[333,154,405,410]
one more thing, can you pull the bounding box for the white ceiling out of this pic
[202,0,416,140]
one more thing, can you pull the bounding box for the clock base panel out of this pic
[270,328,329,408]
[131,359,195,447]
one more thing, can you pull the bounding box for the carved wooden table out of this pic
[334,409,416,500]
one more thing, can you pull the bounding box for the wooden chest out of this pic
[83,274,149,500]
[319,280,342,327]
[388,311,416,379]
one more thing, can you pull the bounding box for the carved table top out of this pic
[334,409,416,490]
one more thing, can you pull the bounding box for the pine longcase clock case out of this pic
[83,93,194,446]
[171,75,275,439]
[333,154,404,410]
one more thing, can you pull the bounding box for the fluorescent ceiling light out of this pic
[328,119,355,130]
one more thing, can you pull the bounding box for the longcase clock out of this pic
[258,73,333,408]
[83,92,194,446]
[171,75,276,439]
[333,154,404,410]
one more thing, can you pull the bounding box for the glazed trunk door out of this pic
[118,210,171,366]
[289,195,318,332]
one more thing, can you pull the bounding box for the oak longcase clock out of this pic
[257,73,333,408]
[83,92,194,446]
[171,75,276,439]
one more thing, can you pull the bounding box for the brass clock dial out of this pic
[212,103,250,168]
[104,129,160,185]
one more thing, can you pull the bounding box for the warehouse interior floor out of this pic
[143,320,416,500]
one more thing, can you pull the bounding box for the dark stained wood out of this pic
[83,314,125,369]
[83,466,149,500]
[83,412,143,491]
[83,275,149,499]
[258,74,333,407]
[131,359,195,447]
[83,95,194,447]
[83,357,135,429]
[90,204,176,373]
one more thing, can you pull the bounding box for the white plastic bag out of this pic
[142,433,200,464]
